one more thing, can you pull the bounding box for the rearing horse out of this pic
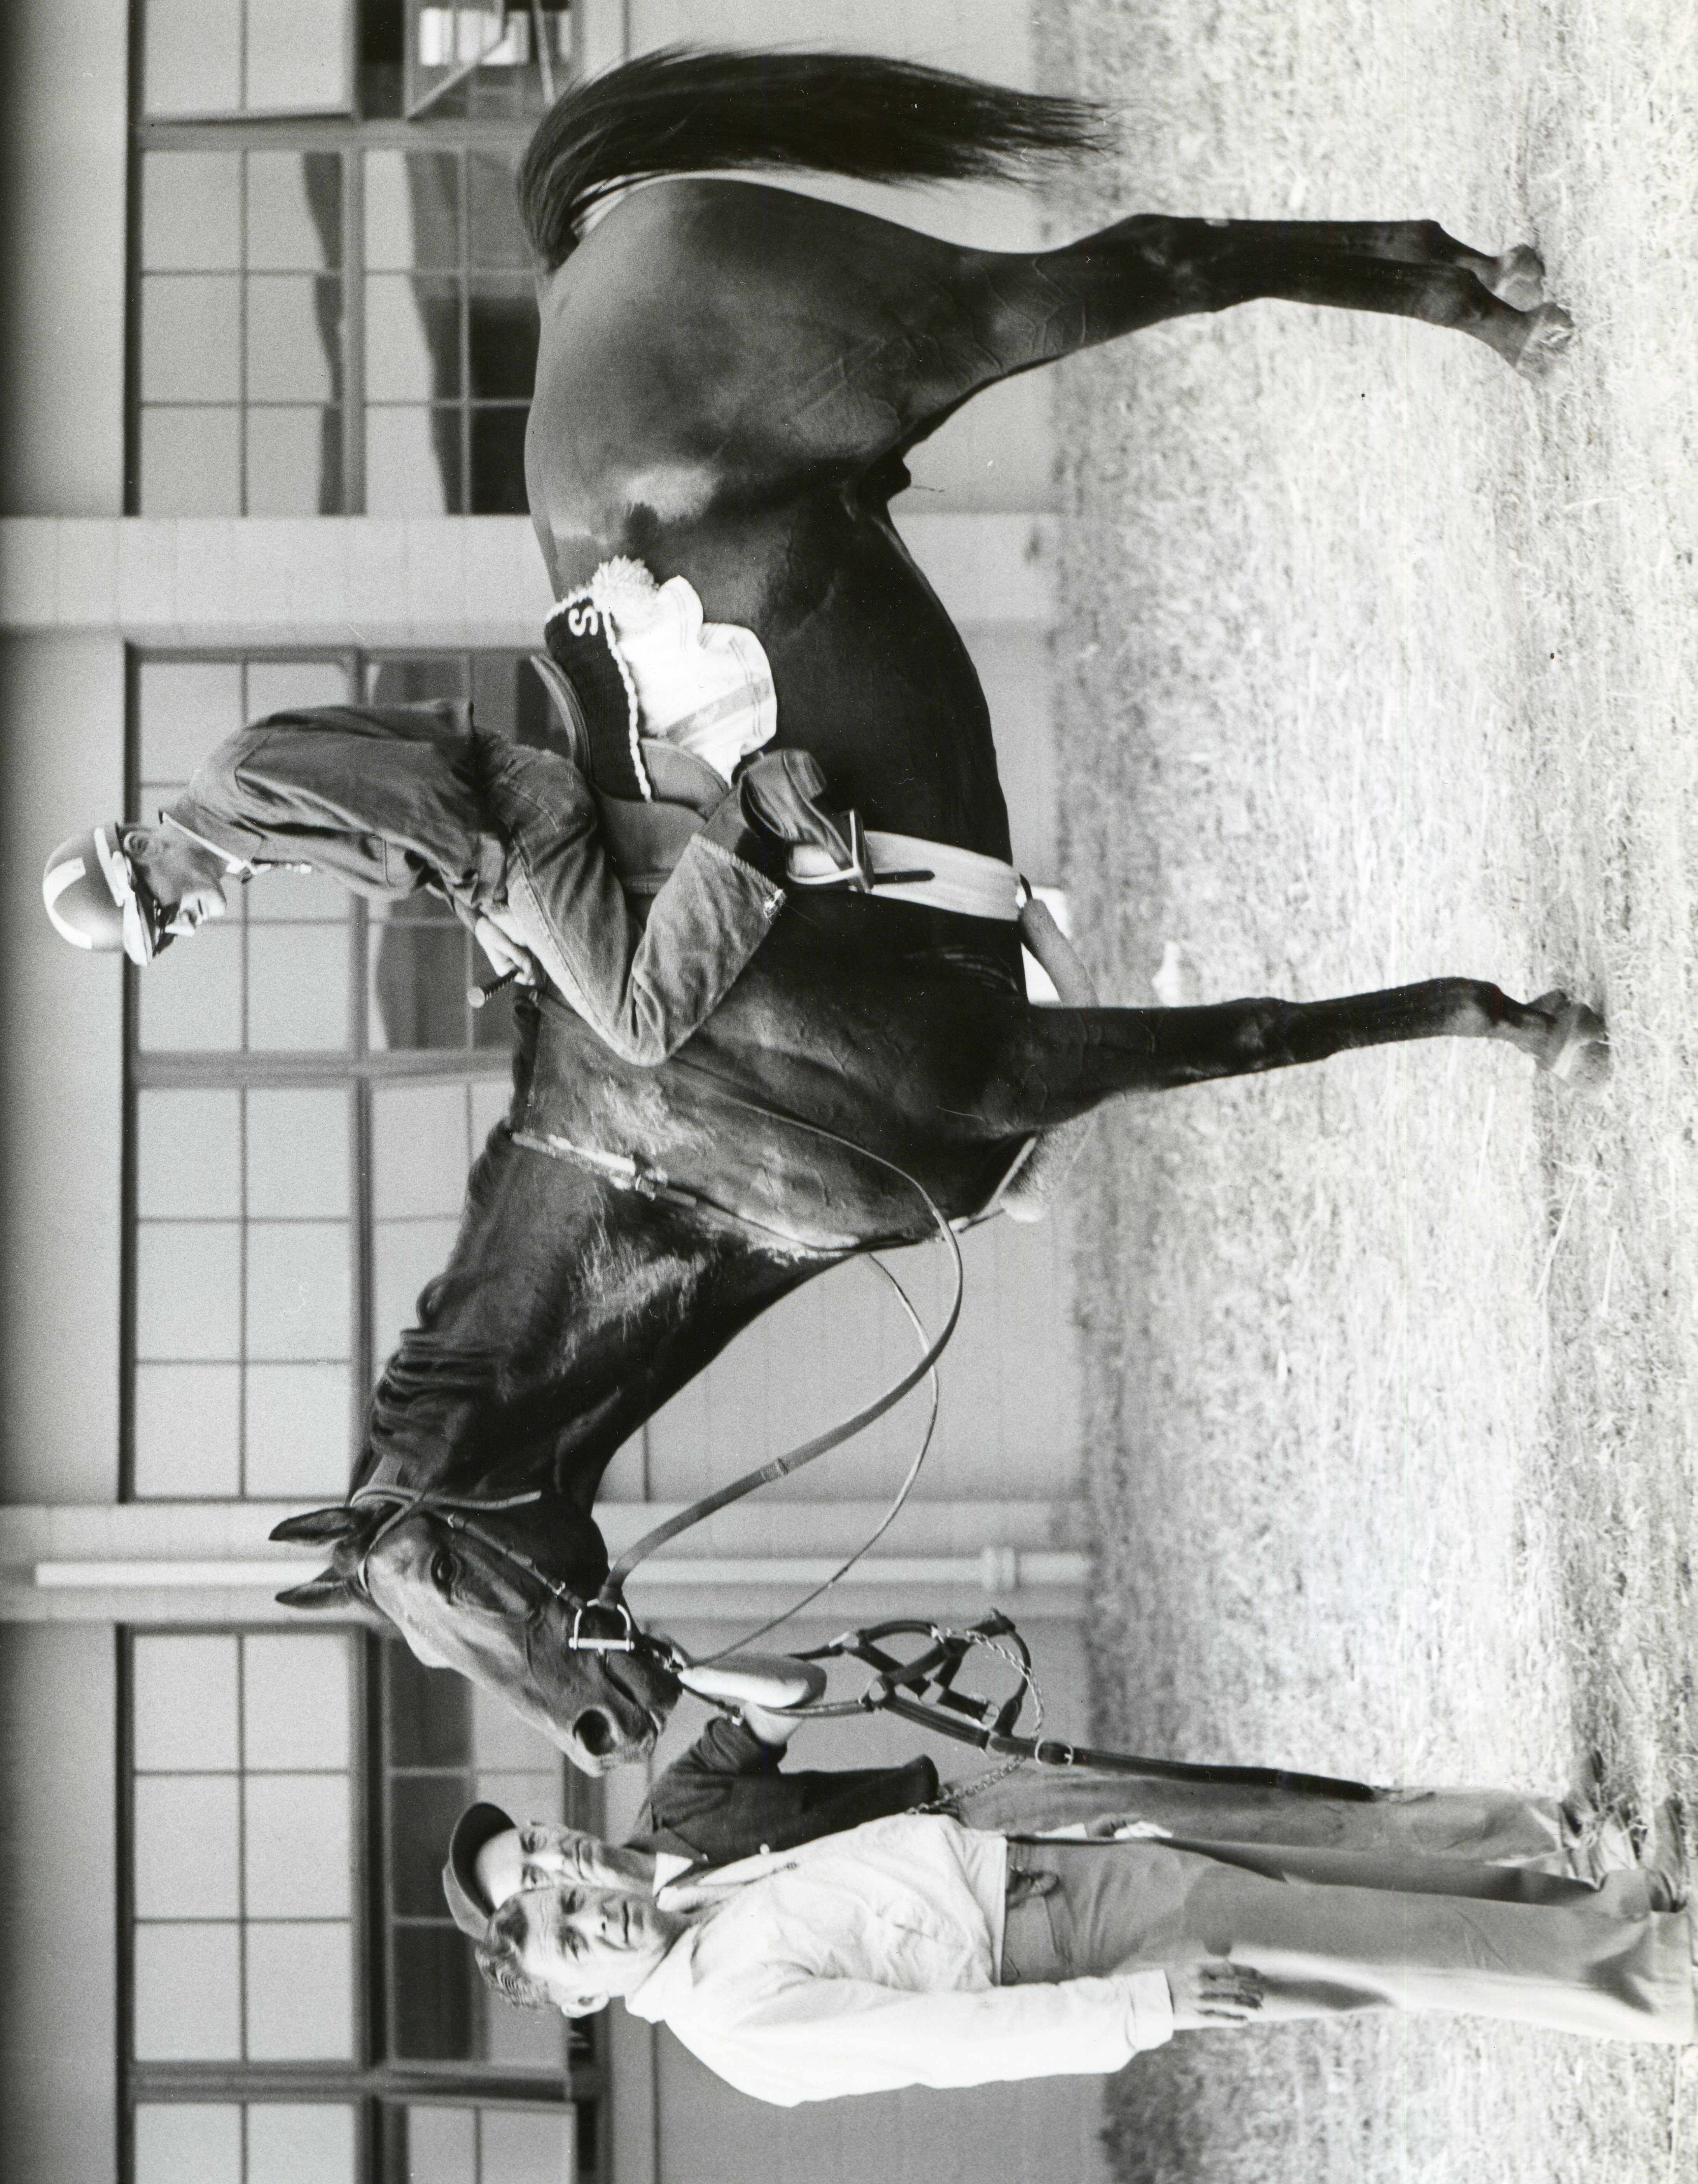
[273,49,1598,1774]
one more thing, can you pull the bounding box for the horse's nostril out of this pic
[575,1708,616,1759]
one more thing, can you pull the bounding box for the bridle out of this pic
[348,1063,965,1677]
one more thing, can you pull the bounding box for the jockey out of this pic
[39,693,847,1066]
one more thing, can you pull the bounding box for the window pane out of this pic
[245,0,353,113]
[466,152,529,270]
[483,1992,571,2074]
[134,1634,239,1771]
[248,151,343,271]
[403,2106,476,2184]
[470,1684,558,1771]
[249,868,348,922]
[470,1077,511,1143]
[388,1648,470,1768]
[467,280,537,400]
[245,1921,355,2059]
[137,922,245,1051]
[372,1081,470,1218]
[143,0,241,115]
[248,2106,357,2184]
[473,1772,563,1831]
[245,1363,351,1497]
[366,406,462,515]
[370,912,470,1050]
[138,1088,241,1218]
[138,660,244,780]
[247,406,344,517]
[367,275,462,401]
[135,2105,241,2184]
[368,656,469,706]
[247,1087,350,1219]
[480,2108,576,2184]
[365,150,461,271]
[136,1222,242,1360]
[245,1774,351,1917]
[245,1222,350,1359]
[247,277,342,403]
[468,407,529,513]
[247,922,351,1049]
[134,1363,242,1497]
[142,152,242,270]
[142,276,242,403]
[388,1773,467,1916]
[139,407,242,518]
[135,1775,241,1918]
[246,658,351,717]
[373,1219,459,1364]
[244,1633,353,1770]
[134,1923,242,2060]
[391,1922,472,2059]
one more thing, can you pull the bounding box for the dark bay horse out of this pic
[273,49,1598,1773]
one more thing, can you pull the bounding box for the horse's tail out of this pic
[518,46,1110,271]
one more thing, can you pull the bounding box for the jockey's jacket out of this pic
[168,699,782,1066]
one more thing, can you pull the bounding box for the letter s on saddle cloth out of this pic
[541,559,777,892]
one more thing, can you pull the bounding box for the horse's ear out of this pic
[269,1508,355,1546]
[275,1568,353,1610]
[275,1570,397,1637]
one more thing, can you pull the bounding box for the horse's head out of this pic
[269,1499,682,1774]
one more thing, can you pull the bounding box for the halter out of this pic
[348,1480,665,1662]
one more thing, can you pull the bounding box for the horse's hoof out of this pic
[1489,243,1546,310]
[1530,989,1611,1094]
[1515,303,1577,381]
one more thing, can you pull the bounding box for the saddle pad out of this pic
[544,558,777,800]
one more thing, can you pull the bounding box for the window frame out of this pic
[119,1627,607,2184]
[126,0,561,516]
[119,643,536,1505]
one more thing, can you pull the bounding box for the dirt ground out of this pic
[1031,1,1698,2175]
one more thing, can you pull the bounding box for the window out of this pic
[125,1631,604,2183]
[124,648,561,1500]
[131,1,572,513]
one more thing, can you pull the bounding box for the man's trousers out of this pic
[998,1834,1695,2043]
[955,1767,1597,1888]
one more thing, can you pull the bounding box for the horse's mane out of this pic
[517,46,1111,271]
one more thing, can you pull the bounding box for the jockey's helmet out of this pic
[42,824,168,964]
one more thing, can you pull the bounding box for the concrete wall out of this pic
[0,1628,120,2184]
[0,634,127,1506]
[0,0,131,516]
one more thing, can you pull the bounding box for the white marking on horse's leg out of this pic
[1487,244,1546,310]
[1513,303,1577,381]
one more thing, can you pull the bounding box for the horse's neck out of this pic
[360,1138,810,1512]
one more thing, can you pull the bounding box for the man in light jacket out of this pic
[473,1799,1695,2106]
[41,697,844,1065]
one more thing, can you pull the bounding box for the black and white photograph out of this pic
[1,3,1693,2180]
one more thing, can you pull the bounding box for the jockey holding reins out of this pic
[40,639,850,1066]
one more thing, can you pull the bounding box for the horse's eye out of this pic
[431,1549,457,1591]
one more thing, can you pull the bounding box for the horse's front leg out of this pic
[983,979,1608,1129]
[991,215,1574,381]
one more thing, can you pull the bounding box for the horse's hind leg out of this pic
[964,215,1573,387]
[981,979,1608,1130]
